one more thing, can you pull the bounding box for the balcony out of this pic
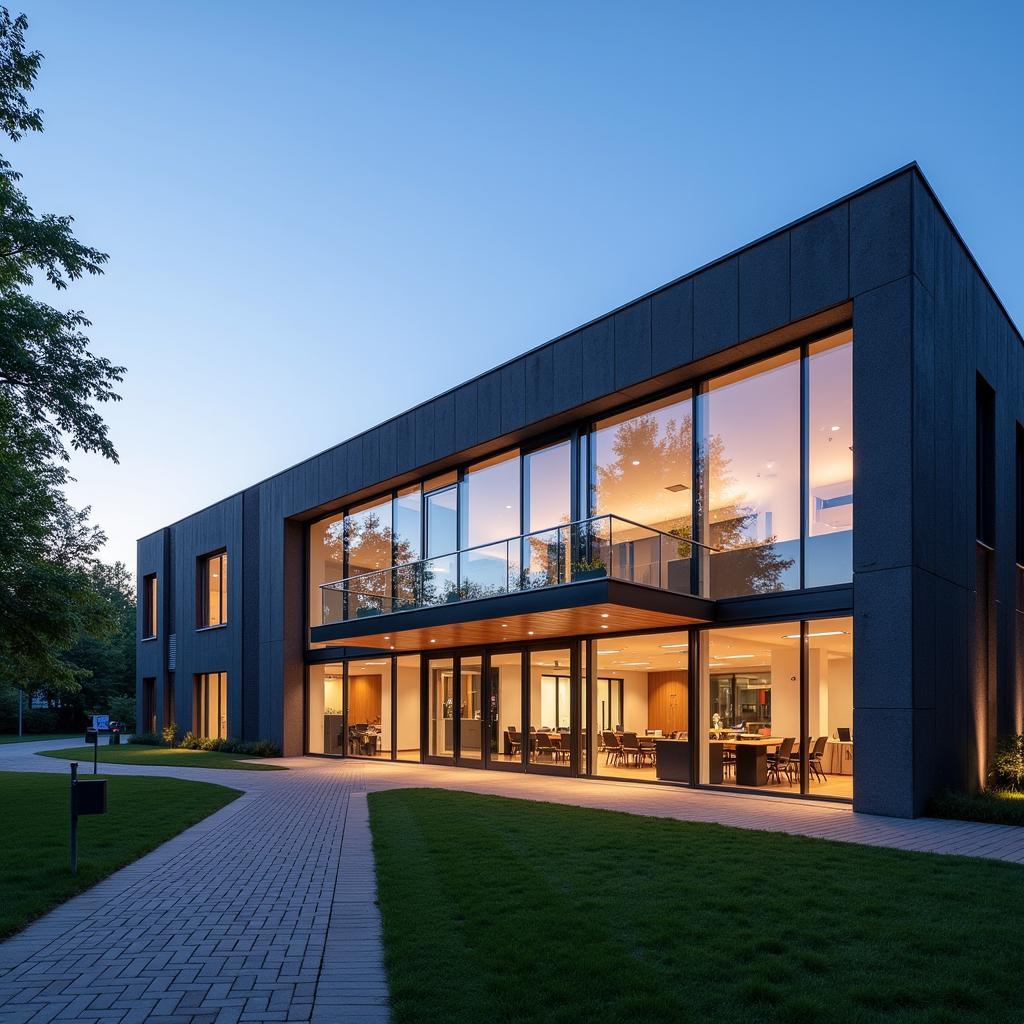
[310,516,716,651]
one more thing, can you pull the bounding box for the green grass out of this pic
[929,788,1024,826]
[0,732,80,745]
[0,771,238,938]
[369,789,1024,1024]
[38,744,286,771]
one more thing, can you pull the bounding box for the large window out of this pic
[701,351,801,597]
[460,450,520,548]
[308,663,344,755]
[806,330,853,587]
[142,573,157,639]
[195,671,227,739]
[700,618,852,799]
[347,656,391,758]
[346,496,393,617]
[309,513,344,627]
[198,551,227,627]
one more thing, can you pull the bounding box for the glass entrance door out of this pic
[529,648,573,774]
[487,651,524,770]
[457,655,483,764]
[426,656,454,761]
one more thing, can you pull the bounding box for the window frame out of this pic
[196,549,228,629]
[142,573,158,640]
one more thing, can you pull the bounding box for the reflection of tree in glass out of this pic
[595,414,792,594]
[344,512,417,611]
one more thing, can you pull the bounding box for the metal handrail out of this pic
[320,513,718,593]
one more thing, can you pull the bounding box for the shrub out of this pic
[162,722,179,747]
[129,731,162,745]
[178,731,201,749]
[990,735,1024,791]
[244,740,281,758]
[929,788,1024,827]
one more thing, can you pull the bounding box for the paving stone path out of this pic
[3,739,1024,1023]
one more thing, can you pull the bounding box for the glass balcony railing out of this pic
[319,515,717,626]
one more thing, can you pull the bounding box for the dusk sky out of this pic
[14,0,1024,569]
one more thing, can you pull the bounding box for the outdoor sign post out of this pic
[69,761,107,876]
[85,727,99,774]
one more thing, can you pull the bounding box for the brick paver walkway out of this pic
[3,739,1024,1023]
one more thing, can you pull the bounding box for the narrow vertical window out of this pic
[198,551,228,627]
[976,375,995,547]
[142,573,158,638]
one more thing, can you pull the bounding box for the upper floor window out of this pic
[142,573,158,639]
[198,551,228,628]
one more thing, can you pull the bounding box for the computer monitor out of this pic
[836,727,852,742]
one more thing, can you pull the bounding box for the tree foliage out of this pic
[0,9,126,699]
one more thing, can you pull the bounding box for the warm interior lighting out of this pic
[597,649,623,655]
[659,643,688,649]
[718,654,755,660]
[600,613,609,618]
[781,630,848,639]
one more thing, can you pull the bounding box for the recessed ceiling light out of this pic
[632,459,641,466]
[501,623,508,628]
[617,661,651,667]
[718,654,755,660]
[430,639,436,643]
[831,425,841,432]
[659,643,688,649]
[600,613,609,619]
[597,649,623,655]
[781,630,848,639]
[505,505,512,509]
[601,625,608,629]
[528,630,534,636]
[384,636,390,640]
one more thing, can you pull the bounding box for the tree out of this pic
[0,9,125,698]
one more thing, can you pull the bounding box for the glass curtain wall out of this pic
[699,618,853,799]
[308,663,345,755]
[591,632,689,782]
[490,651,523,767]
[395,655,421,761]
[523,440,571,589]
[345,496,393,617]
[309,513,344,627]
[529,649,572,771]
[346,656,391,758]
[591,392,693,589]
[458,655,483,762]
[427,656,455,759]
[806,330,854,587]
[700,351,801,598]
[460,451,520,598]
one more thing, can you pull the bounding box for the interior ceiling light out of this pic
[597,649,623,655]
[831,425,841,431]
[601,624,608,629]
[659,643,688,649]
[665,483,689,492]
[631,459,641,466]
[430,639,436,643]
[781,630,848,639]
[600,613,609,618]
[528,630,535,635]
[618,661,651,667]
[718,654,755,660]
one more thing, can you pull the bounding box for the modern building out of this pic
[137,164,1024,817]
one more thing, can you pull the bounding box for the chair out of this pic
[507,725,522,757]
[619,732,648,767]
[535,732,568,763]
[808,736,829,782]
[601,730,622,766]
[767,737,796,784]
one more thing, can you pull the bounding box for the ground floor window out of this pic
[195,672,227,739]
[304,616,853,801]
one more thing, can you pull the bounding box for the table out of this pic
[827,740,854,775]
[709,738,783,787]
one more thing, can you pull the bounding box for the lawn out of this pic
[0,771,238,938]
[38,744,285,771]
[369,789,1024,1024]
[0,732,80,744]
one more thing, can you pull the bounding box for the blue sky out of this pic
[12,1,1024,568]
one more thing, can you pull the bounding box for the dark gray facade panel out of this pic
[434,391,456,461]
[414,402,435,468]
[790,202,850,320]
[552,331,583,410]
[850,172,912,296]
[378,418,398,481]
[693,257,738,359]
[500,358,527,434]
[242,485,261,741]
[738,231,790,340]
[613,299,652,390]
[396,411,416,474]
[362,429,381,491]
[852,707,915,817]
[524,345,554,424]
[453,382,478,452]
[346,437,364,495]
[852,277,913,574]
[580,318,614,403]
[651,278,693,375]
[853,566,913,710]
[477,371,502,442]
